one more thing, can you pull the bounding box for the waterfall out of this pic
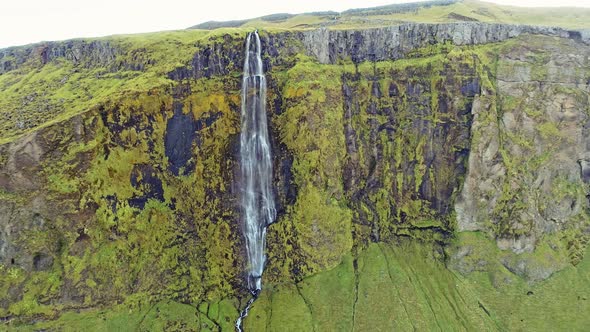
[236,30,276,331]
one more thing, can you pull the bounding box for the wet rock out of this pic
[128,164,165,209]
[164,102,196,176]
[32,253,53,271]
[578,159,590,183]
[461,78,480,97]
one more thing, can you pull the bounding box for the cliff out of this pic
[1,2,590,331]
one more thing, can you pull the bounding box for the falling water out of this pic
[235,30,276,331]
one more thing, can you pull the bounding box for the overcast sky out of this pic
[1,0,589,48]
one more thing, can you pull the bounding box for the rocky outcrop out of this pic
[300,23,575,64]
[338,57,475,243]
[164,102,198,176]
[0,115,94,271]
[166,32,303,81]
[456,36,590,241]
[454,35,590,281]
[167,35,243,80]
[165,23,580,83]
[0,40,119,74]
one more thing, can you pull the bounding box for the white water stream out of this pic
[236,30,276,331]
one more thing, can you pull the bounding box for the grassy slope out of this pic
[209,0,590,30]
[454,232,590,331]
[7,299,237,331]
[10,238,589,331]
[246,238,590,331]
[357,0,590,29]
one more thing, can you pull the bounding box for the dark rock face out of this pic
[579,160,590,183]
[270,134,297,217]
[129,164,165,209]
[32,253,53,271]
[461,78,480,97]
[167,32,302,81]
[340,61,475,241]
[195,112,221,131]
[0,40,119,74]
[299,23,576,64]
[168,35,243,81]
[165,102,196,176]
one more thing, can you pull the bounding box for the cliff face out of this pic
[300,23,578,64]
[0,22,590,330]
[454,36,590,280]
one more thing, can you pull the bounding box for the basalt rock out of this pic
[0,40,119,74]
[299,23,576,64]
[1,18,590,328]
[164,102,197,176]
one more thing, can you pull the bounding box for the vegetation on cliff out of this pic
[1,0,590,330]
[191,0,590,30]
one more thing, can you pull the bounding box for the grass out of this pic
[247,241,498,331]
[452,233,590,331]
[359,0,590,29]
[187,0,590,31]
[7,238,589,330]
[245,238,590,331]
[5,300,214,331]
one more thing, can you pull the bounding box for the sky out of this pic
[1,0,589,48]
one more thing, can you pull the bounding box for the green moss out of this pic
[0,60,246,321]
[246,283,313,332]
[6,300,211,331]
[197,299,239,331]
[248,241,498,331]
[250,238,590,331]
[1,15,588,331]
[451,233,590,331]
[0,28,248,144]
[297,254,355,331]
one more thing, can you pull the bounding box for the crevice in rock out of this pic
[295,282,316,332]
[199,301,222,331]
[267,291,273,332]
[378,244,416,331]
[403,258,444,331]
[351,256,360,332]
[135,302,157,331]
[478,300,491,317]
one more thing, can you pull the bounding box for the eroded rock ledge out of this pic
[298,23,581,64]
